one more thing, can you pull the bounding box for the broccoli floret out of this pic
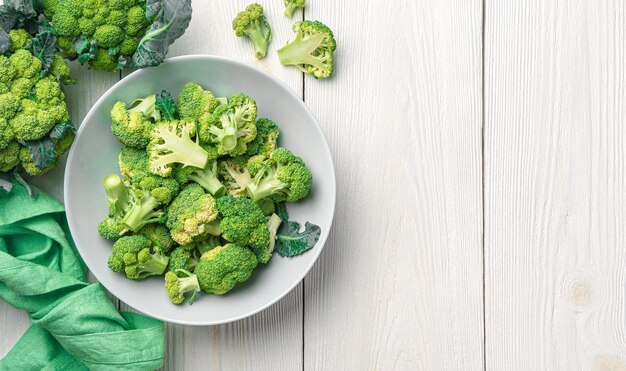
[216,196,271,263]
[194,244,258,295]
[246,148,312,203]
[172,159,225,197]
[232,3,271,59]
[139,224,176,253]
[198,94,257,156]
[256,198,276,216]
[165,270,200,304]
[8,29,32,52]
[148,120,210,177]
[218,156,253,197]
[97,174,130,240]
[284,0,306,18]
[121,187,164,232]
[247,118,280,157]
[168,244,198,276]
[110,94,158,148]
[108,235,169,280]
[176,82,220,121]
[277,21,336,79]
[166,183,220,245]
[0,141,20,172]
[118,146,180,203]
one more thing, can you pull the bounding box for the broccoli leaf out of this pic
[19,138,56,169]
[117,55,128,70]
[276,201,289,222]
[132,0,192,68]
[0,0,37,53]
[27,15,57,75]
[276,221,321,257]
[74,37,97,64]
[49,121,76,140]
[155,90,178,120]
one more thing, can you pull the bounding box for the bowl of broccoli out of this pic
[64,55,336,325]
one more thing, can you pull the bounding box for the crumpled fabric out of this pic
[0,182,165,370]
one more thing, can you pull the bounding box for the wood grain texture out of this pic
[118,1,305,370]
[303,0,485,369]
[484,0,626,368]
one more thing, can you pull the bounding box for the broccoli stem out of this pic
[247,173,287,202]
[277,32,328,71]
[246,20,269,58]
[188,169,225,197]
[103,174,128,216]
[122,192,162,232]
[284,2,298,17]
[209,114,238,151]
[141,252,169,277]
[204,220,222,236]
[177,273,200,304]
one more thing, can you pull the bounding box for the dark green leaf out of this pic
[75,37,97,65]
[117,55,128,70]
[108,47,119,56]
[49,121,75,139]
[132,0,192,68]
[155,90,177,120]
[276,201,289,222]
[19,138,56,169]
[26,15,57,75]
[0,0,38,53]
[276,221,321,257]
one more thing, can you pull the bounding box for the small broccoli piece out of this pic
[232,3,271,59]
[284,0,306,18]
[148,120,209,177]
[199,94,257,156]
[118,146,181,203]
[172,159,225,197]
[176,82,220,121]
[166,183,220,245]
[0,141,20,172]
[169,244,198,276]
[165,270,200,304]
[139,224,176,254]
[216,196,271,263]
[121,187,164,233]
[108,235,169,280]
[246,148,312,203]
[97,174,130,240]
[277,21,336,79]
[0,119,15,150]
[218,156,253,197]
[247,118,280,157]
[195,244,258,295]
[110,94,158,148]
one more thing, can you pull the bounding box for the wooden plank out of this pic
[485,0,626,368]
[117,1,305,370]
[0,64,119,358]
[303,0,485,369]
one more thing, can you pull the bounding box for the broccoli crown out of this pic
[246,118,280,157]
[198,94,257,156]
[139,223,176,253]
[277,20,336,79]
[148,120,209,177]
[172,159,225,197]
[165,270,200,305]
[110,95,158,148]
[176,82,220,121]
[232,3,271,59]
[118,146,181,203]
[168,244,198,276]
[194,244,258,295]
[108,235,169,280]
[0,141,20,172]
[283,0,306,18]
[121,187,164,232]
[166,183,219,245]
[43,0,152,71]
[217,156,253,197]
[246,147,312,203]
[216,196,271,263]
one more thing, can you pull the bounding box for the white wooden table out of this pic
[2,0,626,369]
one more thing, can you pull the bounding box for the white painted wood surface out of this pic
[3,0,626,369]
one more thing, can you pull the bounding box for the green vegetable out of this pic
[283,0,306,18]
[276,220,320,257]
[155,90,178,121]
[97,173,130,240]
[108,235,170,280]
[147,120,209,176]
[217,155,253,197]
[232,3,271,59]
[166,183,219,245]
[118,146,180,203]
[176,81,220,121]
[266,213,282,260]
[246,118,280,157]
[121,187,164,233]
[278,20,336,79]
[168,244,198,276]
[165,270,200,305]
[172,159,225,197]
[139,223,176,254]
[194,244,258,295]
[110,94,158,148]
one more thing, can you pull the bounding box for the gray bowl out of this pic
[64,55,336,325]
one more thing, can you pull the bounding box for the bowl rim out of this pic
[64,54,336,326]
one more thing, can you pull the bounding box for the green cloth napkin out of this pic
[0,182,165,371]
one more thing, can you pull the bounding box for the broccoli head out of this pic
[110,94,159,148]
[168,244,198,276]
[247,118,280,157]
[118,146,180,203]
[198,94,257,156]
[121,187,164,233]
[284,0,306,18]
[166,183,220,245]
[176,82,220,121]
[165,270,200,305]
[217,156,254,197]
[97,174,130,240]
[108,235,169,280]
[139,224,176,254]
[172,159,225,197]
[194,244,258,295]
[0,141,20,172]
[148,120,210,177]
[216,196,272,263]
[232,3,271,59]
[246,148,312,203]
[277,20,336,79]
